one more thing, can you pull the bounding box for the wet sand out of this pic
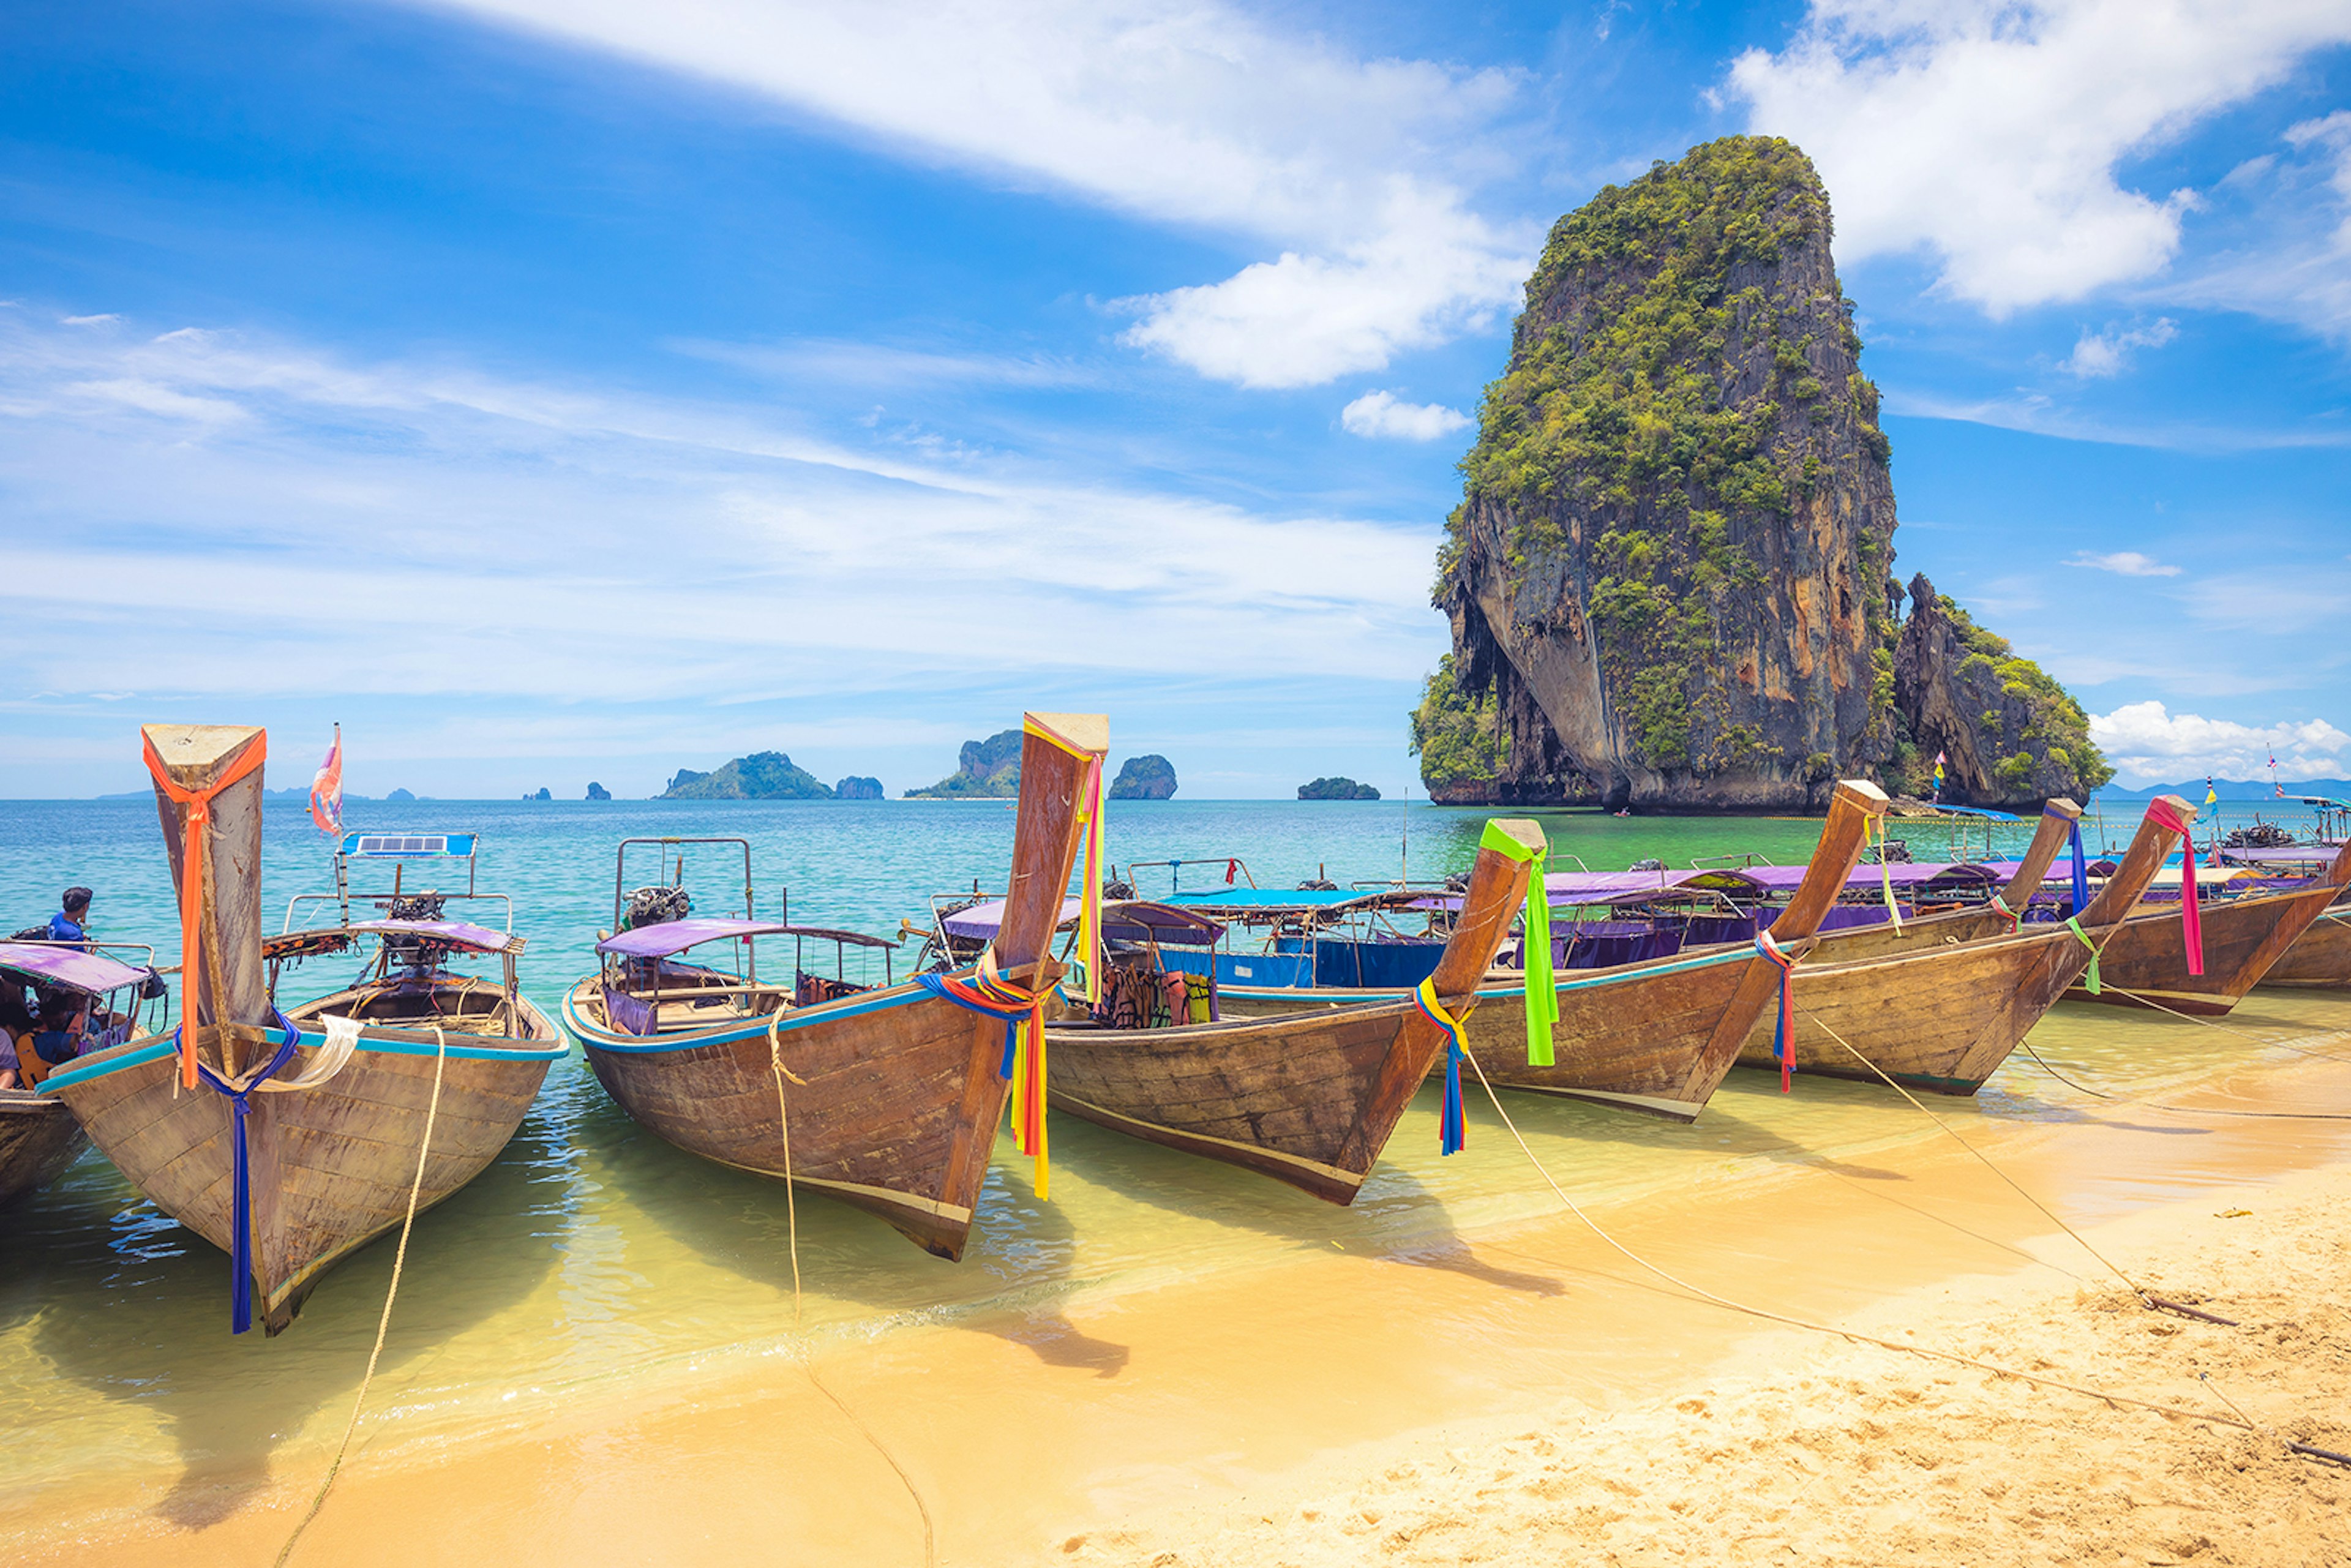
[11,996,2351,1566]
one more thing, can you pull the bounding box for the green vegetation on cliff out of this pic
[662,752,834,800]
[907,729,1022,798]
[1438,136,1897,780]
[1298,777,1380,800]
[1936,600,2112,795]
[1408,656,1509,789]
[1108,754,1178,800]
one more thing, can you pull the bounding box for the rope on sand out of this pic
[275,1022,448,1567]
[1455,1043,2273,1446]
[768,1016,938,1568]
[1794,1009,2233,1326]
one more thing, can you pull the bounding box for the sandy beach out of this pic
[10,992,2349,1567]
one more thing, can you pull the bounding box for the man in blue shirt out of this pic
[45,887,92,946]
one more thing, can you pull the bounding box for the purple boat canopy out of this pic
[0,942,153,994]
[1727,861,2002,894]
[597,918,898,959]
[942,897,1224,948]
[598,918,801,959]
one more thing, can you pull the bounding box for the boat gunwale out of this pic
[37,1010,566,1094]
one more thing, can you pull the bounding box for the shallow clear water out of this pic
[0,793,2338,1517]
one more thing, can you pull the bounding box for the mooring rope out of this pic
[766,1013,937,1568]
[1452,1044,2274,1445]
[276,1021,448,1567]
[1791,1008,2225,1322]
[2090,979,2351,1070]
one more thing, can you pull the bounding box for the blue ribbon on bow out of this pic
[1412,978,1468,1155]
[192,1010,303,1335]
[914,972,1026,1078]
[2067,820,2092,918]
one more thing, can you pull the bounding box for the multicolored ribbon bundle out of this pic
[1475,819,1554,1067]
[2142,797,2204,975]
[1414,977,1468,1155]
[141,729,268,1090]
[1753,931,1798,1092]
[1987,893,2023,935]
[917,956,1053,1196]
[309,724,343,836]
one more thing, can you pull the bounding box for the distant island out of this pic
[1108,754,1177,800]
[907,730,1021,798]
[662,752,834,799]
[835,775,883,800]
[525,787,551,800]
[1299,776,1380,800]
[586,781,611,800]
[385,787,416,803]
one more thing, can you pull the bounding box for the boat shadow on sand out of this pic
[586,1083,1141,1380]
[1037,1081,1566,1303]
[17,1104,571,1533]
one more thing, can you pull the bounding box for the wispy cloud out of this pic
[2066,549,2181,577]
[1727,1,2351,313]
[672,337,1097,391]
[0,310,1445,722]
[1882,385,2351,452]
[2060,318,2177,377]
[2091,699,2349,782]
[1338,389,1471,441]
[413,0,1534,388]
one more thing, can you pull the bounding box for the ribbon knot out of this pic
[192,1008,304,1335]
[917,947,1054,1196]
[1988,893,2023,935]
[1413,978,1469,1155]
[2140,798,2204,976]
[2065,916,2102,996]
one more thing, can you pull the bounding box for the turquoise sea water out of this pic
[1,792,2341,1534]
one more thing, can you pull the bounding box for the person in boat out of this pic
[46,887,94,947]
[0,986,31,1090]
[17,996,88,1087]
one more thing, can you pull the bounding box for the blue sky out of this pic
[2,0,2347,798]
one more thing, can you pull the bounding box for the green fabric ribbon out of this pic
[1479,819,1554,1067]
[2065,915,2101,995]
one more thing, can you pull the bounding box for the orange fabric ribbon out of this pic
[142,731,268,1088]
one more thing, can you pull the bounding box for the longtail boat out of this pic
[1039,817,1544,1201]
[1,938,169,1201]
[43,726,562,1334]
[1730,795,2197,1092]
[2262,895,2351,989]
[563,713,1103,1260]
[1215,782,1889,1122]
[2065,837,2351,1015]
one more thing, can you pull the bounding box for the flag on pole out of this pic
[2204,777,2218,810]
[309,724,343,835]
[2271,749,2284,798]
[1932,750,1946,797]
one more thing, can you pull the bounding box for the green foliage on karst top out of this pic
[1409,656,1510,787]
[1939,599,2115,793]
[1437,136,1895,775]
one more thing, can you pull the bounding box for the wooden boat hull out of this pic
[2068,883,2347,1015]
[1733,923,2091,1093]
[0,1091,86,1204]
[2262,904,2351,989]
[1046,996,1446,1202]
[566,978,1017,1261]
[1219,946,1765,1123]
[43,1003,559,1333]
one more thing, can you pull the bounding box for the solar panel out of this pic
[339,832,476,858]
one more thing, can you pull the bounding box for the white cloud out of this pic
[1727,1,2351,313]
[1338,389,1471,441]
[2066,549,2182,577]
[413,0,1534,387]
[0,310,1442,713]
[2164,109,2351,340]
[2060,317,2177,377]
[2090,699,2350,782]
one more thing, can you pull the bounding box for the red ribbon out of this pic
[2142,798,2203,976]
[1754,931,1798,1092]
[142,730,268,1089]
[1225,858,1237,885]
